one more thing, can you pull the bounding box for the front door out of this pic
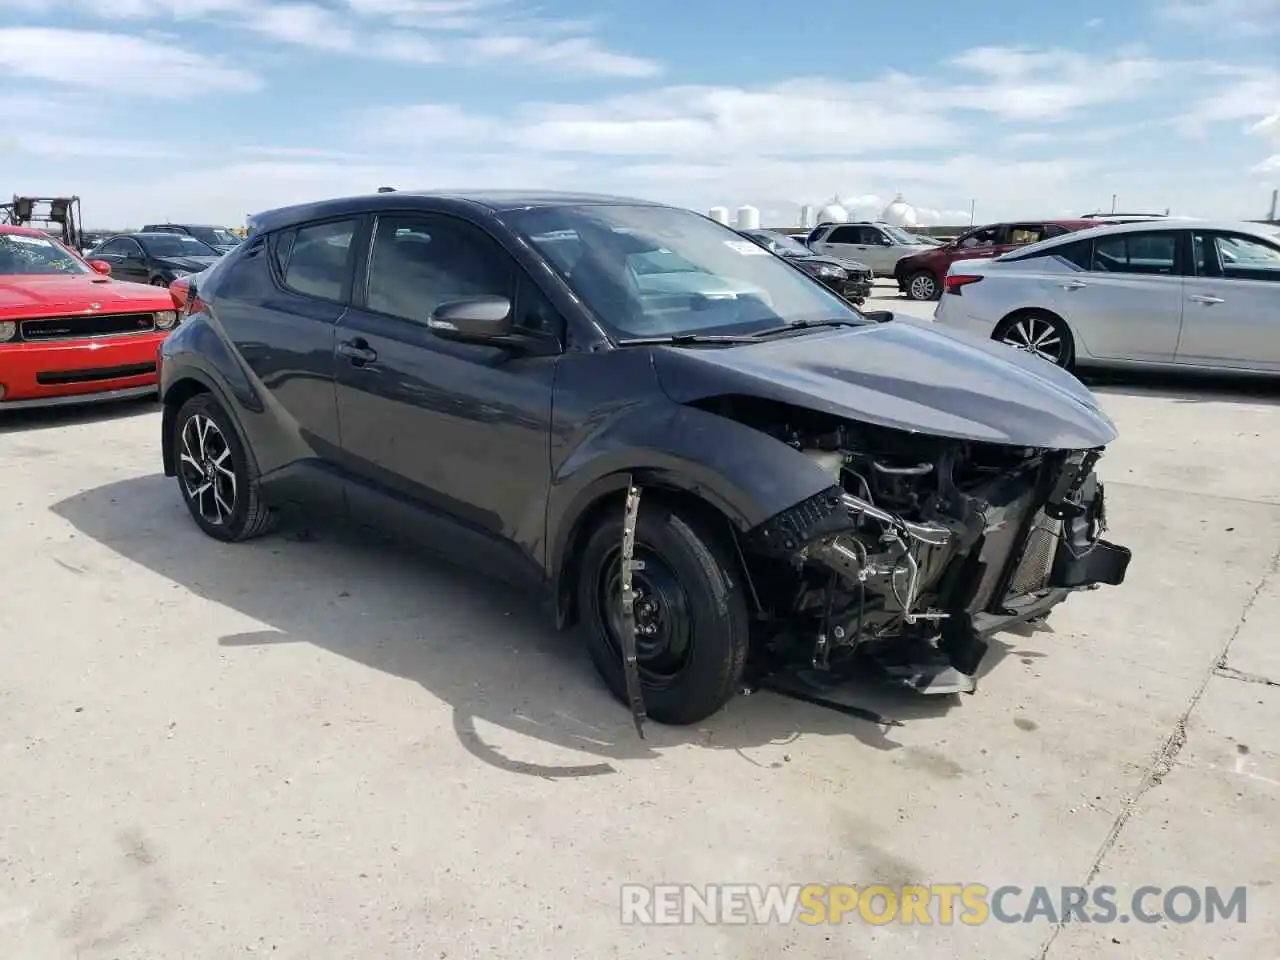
[334,211,558,585]
[1176,229,1280,371]
[96,237,148,281]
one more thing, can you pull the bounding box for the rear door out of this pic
[811,224,866,262]
[208,215,358,490]
[1176,230,1280,371]
[1052,229,1186,362]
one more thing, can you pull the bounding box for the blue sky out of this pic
[1,0,1276,228]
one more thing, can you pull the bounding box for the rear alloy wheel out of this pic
[994,311,1072,367]
[173,393,276,542]
[906,270,940,301]
[577,503,749,725]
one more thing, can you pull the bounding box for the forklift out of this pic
[0,195,85,250]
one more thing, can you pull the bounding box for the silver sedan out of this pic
[931,218,1280,376]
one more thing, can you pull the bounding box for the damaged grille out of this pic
[1006,511,1062,598]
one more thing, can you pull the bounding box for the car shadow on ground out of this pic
[0,396,159,434]
[48,474,1020,779]
[1079,369,1280,406]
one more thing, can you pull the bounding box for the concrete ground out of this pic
[1,282,1277,959]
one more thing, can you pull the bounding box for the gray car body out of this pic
[157,190,1119,624]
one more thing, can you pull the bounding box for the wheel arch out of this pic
[994,306,1078,366]
[160,370,250,478]
[551,473,760,632]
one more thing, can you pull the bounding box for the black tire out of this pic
[992,310,1074,368]
[171,392,276,542]
[576,502,749,725]
[906,270,940,301]
[150,276,169,287]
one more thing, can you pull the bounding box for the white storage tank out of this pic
[881,193,919,228]
[708,206,731,225]
[800,204,815,228]
[816,196,849,224]
[736,205,760,230]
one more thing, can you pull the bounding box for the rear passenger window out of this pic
[1091,232,1177,275]
[281,219,359,301]
[827,226,861,244]
[1054,240,1092,270]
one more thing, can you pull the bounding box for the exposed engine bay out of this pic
[710,399,1133,696]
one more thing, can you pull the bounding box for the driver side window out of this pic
[364,215,516,324]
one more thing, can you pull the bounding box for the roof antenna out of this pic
[376,186,396,193]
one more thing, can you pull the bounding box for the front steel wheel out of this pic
[994,311,1073,367]
[172,393,276,542]
[577,502,749,725]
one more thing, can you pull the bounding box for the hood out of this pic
[0,273,174,321]
[782,252,872,273]
[156,255,221,271]
[651,318,1117,450]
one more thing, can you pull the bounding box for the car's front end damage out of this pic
[738,416,1130,695]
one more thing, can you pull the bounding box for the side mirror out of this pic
[862,310,894,323]
[427,295,514,343]
[89,260,112,275]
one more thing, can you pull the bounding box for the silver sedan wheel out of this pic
[1001,315,1064,365]
[178,413,237,525]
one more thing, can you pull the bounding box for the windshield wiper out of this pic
[615,333,761,346]
[749,318,865,339]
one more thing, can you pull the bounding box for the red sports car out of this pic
[0,224,179,410]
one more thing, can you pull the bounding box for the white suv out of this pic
[805,221,936,275]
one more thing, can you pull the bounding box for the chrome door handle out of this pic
[1189,295,1224,304]
[1059,280,1088,290]
[338,339,377,364]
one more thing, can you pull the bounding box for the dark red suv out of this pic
[893,220,1096,300]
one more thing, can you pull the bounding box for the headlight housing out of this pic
[154,310,178,330]
[0,321,15,342]
[815,264,846,279]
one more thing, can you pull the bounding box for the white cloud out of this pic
[1250,111,1280,175]
[1158,0,1280,34]
[0,0,659,76]
[945,46,1170,120]
[0,26,258,92]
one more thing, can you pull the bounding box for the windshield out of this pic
[0,231,90,275]
[882,225,920,244]
[139,234,218,258]
[188,227,237,246]
[506,204,863,338]
[749,231,812,256]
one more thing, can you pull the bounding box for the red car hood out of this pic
[0,274,173,321]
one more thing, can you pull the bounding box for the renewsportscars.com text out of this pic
[620,883,1249,926]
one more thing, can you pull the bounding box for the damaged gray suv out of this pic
[157,191,1131,732]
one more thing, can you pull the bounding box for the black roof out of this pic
[248,190,669,235]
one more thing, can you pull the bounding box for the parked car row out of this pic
[736,228,874,304]
[932,218,1280,375]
